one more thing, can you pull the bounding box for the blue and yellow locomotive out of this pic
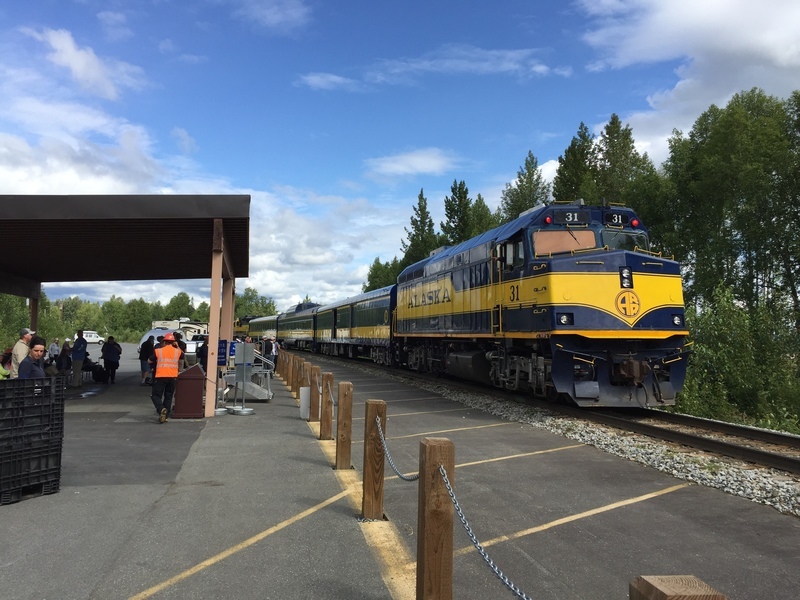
[394,201,689,407]
[247,202,689,407]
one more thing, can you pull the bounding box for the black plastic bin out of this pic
[173,364,205,418]
[1,377,64,505]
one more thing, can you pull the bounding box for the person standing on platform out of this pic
[71,330,88,388]
[48,337,61,361]
[18,337,47,379]
[101,336,123,383]
[10,327,35,379]
[139,335,155,385]
[148,332,184,424]
[173,331,189,370]
[197,339,208,373]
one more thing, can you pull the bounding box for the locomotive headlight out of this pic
[672,315,683,326]
[557,313,573,325]
[619,266,633,289]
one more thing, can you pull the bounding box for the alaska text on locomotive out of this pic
[407,288,452,308]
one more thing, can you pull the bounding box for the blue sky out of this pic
[3,1,800,313]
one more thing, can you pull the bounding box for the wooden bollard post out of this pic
[277,352,285,379]
[417,437,455,600]
[335,381,353,470]
[630,576,728,600]
[292,357,303,398]
[284,353,293,387]
[361,399,386,520]
[309,365,321,422]
[319,372,334,440]
[302,361,312,390]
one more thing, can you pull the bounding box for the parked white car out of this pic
[75,330,105,345]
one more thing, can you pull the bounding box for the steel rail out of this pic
[626,408,800,449]
[554,405,800,476]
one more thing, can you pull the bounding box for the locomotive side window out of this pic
[502,237,525,269]
[601,229,649,251]
[532,229,596,255]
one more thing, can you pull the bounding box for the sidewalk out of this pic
[1,349,393,600]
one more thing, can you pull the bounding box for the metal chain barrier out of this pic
[327,380,337,406]
[439,465,532,600]
[375,416,419,482]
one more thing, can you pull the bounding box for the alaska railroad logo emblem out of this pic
[615,291,641,317]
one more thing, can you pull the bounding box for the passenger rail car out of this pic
[277,302,319,350]
[247,314,278,341]
[394,202,690,407]
[315,286,395,364]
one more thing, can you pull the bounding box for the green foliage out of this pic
[363,256,402,292]
[552,122,598,202]
[235,287,277,318]
[0,294,30,348]
[165,292,194,320]
[498,150,551,222]
[470,193,500,237]
[440,180,472,245]
[193,301,210,322]
[677,286,800,434]
[1,287,278,345]
[399,189,438,269]
[124,298,153,332]
[664,88,799,315]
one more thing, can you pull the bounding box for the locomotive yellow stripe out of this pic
[552,329,689,339]
[397,330,687,340]
[397,269,684,328]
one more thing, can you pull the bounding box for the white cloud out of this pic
[367,44,568,84]
[158,39,176,54]
[22,27,146,100]
[299,44,570,91]
[295,72,363,91]
[578,0,800,166]
[171,128,198,154]
[581,0,800,70]
[97,11,133,42]
[365,147,459,177]
[230,0,311,30]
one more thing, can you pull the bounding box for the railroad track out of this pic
[546,405,800,476]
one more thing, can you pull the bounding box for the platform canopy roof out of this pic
[0,195,250,298]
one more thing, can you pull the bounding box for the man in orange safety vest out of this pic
[148,332,185,424]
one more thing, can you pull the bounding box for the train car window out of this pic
[532,229,596,255]
[601,229,649,251]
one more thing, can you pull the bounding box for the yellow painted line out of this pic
[354,407,471,421]
[355,421,515,443]
[307,418,416,599]
[452,483,691,557]
[385,444,584,481]
[351,396,449,405]
[128,487,353,600]
[457,444,584,469]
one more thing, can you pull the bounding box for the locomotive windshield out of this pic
[601,229,649,251]
[532,229,596,255]
[532,227,650,255]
